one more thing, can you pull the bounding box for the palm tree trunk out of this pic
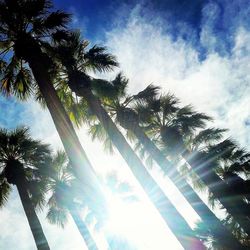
[183,151,250,235]
[16,182,50,250]
[131,125,245,249]
[69,206,99,250]
[72,87,205,250]
[223,172,250,203]
[24,46,108,222]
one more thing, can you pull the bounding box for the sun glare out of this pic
[102,187,183,250]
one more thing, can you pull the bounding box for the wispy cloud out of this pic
[105,5,250,149]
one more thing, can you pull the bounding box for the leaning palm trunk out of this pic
[182,150,250,235]
[223,172,250,203]
[127,124,244,249]
[66,84,205,249]
[16,181,50,250]
[20,40,107,221]
[69,206,99,250]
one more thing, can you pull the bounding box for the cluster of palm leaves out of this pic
[1,1,250,249]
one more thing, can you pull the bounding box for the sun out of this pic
[102,186,184,250]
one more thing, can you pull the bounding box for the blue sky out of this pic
[53,0,250,57]
[1,0,250,249]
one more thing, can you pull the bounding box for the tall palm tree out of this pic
[0,0,109,220]
[136,93,250,235]
[93,74,244,249]
[184,132,250,231]
[208,140,250,203]
[52,32,205,249]
[194,217,250,249]
[0,127,51,250]
[46,150,99,250]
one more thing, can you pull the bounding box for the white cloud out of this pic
[0,189,37,250]
[106,12,250,149]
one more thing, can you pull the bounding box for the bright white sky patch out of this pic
[105,195,183,250]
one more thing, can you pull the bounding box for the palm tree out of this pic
[184,134,250,232]
[208,139,250,203]
[0,127,50,250]
[136,93,250,235]
[194,220,227,250]
[0,0,108,220]
[194,217,250,249]
[46,151,99,250]
[91,74,244,249]
[52,32,205,249]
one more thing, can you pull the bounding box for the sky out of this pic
[0,0,250,249]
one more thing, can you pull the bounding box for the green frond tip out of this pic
[134,84,160,100]
[84,45,119,73]
[94,72,128,100]
[192,128,227,147]
[46,206,68,228]
[27,179,48,212]
[0,57,34,100]
[0,180,11,208]
[42,11,71,29]
[88,122,114,154]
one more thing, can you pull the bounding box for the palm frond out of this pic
[134,84,160,101]
[27,179,48,211]
[42,11,71,30]
[91,78,118,99]
[23,0,53,19]
[160,93,180,114]
[51,30,71,43]
[207,192,218,209]
[192,128,227,148]
[194,220,222,250]
[83,45,118,73]
[175,112,212,135]
[13,67,34,100]
[207,139,238,162]
[0,56,34,100]
[125,129,137,143]
[88,122,107,142]
[46,206,68,228]
[133,101,153,124]
[0,179,11,208]
[88,122,114,154]
[111,73,128,98]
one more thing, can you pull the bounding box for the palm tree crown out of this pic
[0,0,70,99]
[0,127,51,250]
[0,127,51,199]
[46,150,99,250]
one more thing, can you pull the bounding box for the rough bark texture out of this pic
[75,87,205,250]
[16,183,50,250]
